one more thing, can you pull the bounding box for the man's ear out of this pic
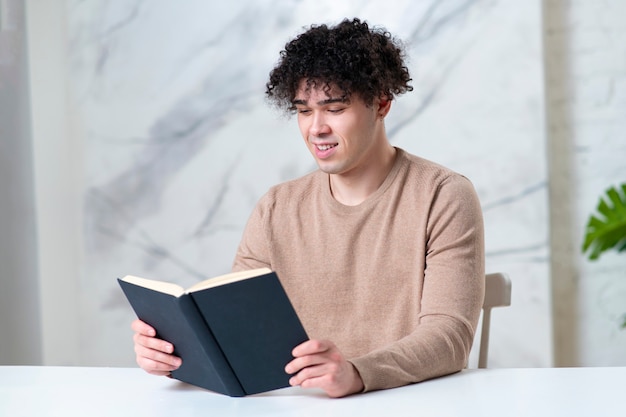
[377,96,392,118]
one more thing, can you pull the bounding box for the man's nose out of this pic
[309,112,331,136]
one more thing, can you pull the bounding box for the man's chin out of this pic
[316,163,344,175]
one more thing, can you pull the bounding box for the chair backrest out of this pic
[478,272,512,368]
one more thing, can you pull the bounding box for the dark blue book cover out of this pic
[190,271,309,395]
[118,269,308,396]
[118,278,245,396]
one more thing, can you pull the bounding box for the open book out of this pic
[118,268,308,397]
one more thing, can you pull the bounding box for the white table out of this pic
[0,366,624,416]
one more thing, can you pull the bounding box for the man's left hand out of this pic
[285,339,364,398]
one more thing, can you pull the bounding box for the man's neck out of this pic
[329,145,397,206]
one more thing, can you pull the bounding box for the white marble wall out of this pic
[64,0,551,367]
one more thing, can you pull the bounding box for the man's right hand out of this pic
[131,319,182,376]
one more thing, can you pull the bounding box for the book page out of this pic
[120,275,186,297]
[186,268,272,293]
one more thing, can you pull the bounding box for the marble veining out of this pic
[66,0,551,367]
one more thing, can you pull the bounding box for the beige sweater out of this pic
[232,148,485,392]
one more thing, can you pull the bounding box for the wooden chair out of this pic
[477,273,512,368]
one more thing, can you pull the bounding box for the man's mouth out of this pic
[316,143,338,151]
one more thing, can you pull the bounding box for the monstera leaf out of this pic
[582,183,626,261]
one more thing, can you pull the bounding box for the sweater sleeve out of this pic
[349,174,485,392]
[231,192,273,272]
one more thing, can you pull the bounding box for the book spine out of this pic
[175,295,245,397]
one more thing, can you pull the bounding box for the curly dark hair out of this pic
[266,18,413,112]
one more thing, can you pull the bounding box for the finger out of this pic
[133,332,175,355]
[135,345,182,375]
[136,353,180,376]
[299,374,351,398]
[292,339,332,357]
[292,364,363,398]
[297,372,332,390]
[134,342,181,366]
[289,360,339,385]
[131,319,156,336]
[285,353,328,375]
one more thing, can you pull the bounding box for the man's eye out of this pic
[297,109,311,115]
[328,108,345,113]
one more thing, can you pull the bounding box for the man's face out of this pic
[292,81,385,177]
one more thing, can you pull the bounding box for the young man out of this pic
[131,18,485,398]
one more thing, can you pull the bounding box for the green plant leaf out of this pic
[582,183,626,261]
